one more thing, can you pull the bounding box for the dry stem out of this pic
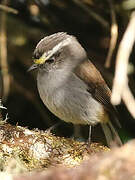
[111,11,135,118]
[73,0,109,29]
[105,0,118,68]
[0,4,18,14]
[0,0,10,100]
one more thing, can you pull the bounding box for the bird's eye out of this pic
[46,57,55,63]
[45,51,61,64]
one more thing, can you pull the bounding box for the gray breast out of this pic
[37,69,104,125]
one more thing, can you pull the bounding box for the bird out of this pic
[29,32,122,147]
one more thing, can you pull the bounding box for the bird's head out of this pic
[29,32,87,72]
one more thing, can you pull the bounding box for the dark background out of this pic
[0,0,135,144]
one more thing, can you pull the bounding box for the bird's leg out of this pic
[88,125,92,145]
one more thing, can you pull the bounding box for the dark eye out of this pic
[46,57,55,63]
[45,51,61,63]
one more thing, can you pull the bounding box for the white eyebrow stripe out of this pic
[41,37,72,60]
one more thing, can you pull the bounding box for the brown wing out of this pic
[75,60,121,146]
[75,59,115,114]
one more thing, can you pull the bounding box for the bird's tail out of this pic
[101,121,122,147]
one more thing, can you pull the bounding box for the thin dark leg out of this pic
[88,125,92,145]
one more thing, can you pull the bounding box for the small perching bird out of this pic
[29,32,122,147]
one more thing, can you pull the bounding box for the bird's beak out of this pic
[28,53,48,72]
[27,64,38,72]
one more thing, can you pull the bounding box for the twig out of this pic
[111,11,135,118]
[0,4,18,14]
[0,99,7,109]
[0,0,10,101]
[73,0,109,29]
[105,0,118,68]
[122,84,135,118]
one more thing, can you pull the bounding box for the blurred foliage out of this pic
[0,0,135,144]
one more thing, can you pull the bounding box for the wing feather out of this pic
[74,59,120,127]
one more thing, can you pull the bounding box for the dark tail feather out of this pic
[101,121,122,147]
[109,107,121,128]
